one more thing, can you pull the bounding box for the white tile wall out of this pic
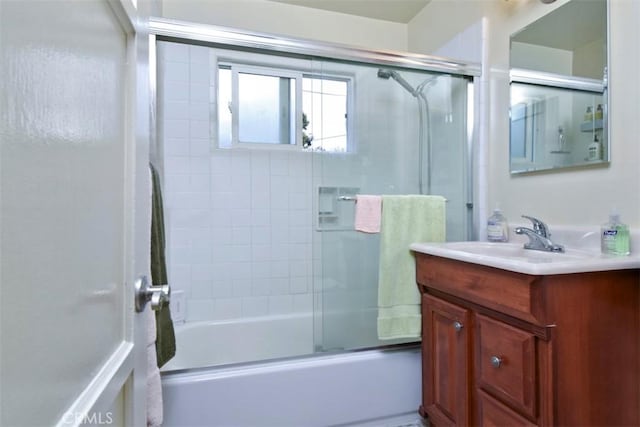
[159,40,469,332]
[159,41,315,323]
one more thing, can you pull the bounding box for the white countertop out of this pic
[410,226,640,275]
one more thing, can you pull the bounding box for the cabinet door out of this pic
[478,390,537,427]
[422,294,471,426]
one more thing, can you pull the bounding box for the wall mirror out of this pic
[509,0,608,174]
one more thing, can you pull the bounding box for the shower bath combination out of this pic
[155,28,476,425]
[377,68,441,195]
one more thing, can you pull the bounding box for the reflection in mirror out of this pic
[511,0,606,80]
[510,81,606,174]
[509,0,608,174]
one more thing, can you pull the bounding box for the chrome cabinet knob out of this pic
[134,275,170,312]
[490,356,502,368]
[453,321,464,332]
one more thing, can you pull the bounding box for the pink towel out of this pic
[355,195,382,233]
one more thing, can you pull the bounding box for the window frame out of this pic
[217,61,353,153]
[230,63,303,149]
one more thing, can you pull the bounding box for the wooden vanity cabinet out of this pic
[415,252,640,427]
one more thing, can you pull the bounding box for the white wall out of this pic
[408,0,486,57]
[161,0,408,52]
[158,41,315,322]
[510,42,573,75]
[573,37,607,80]
[410,0,640,229]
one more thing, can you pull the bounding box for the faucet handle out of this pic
[521,215,550,238]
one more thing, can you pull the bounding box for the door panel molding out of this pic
[55,343,133,426]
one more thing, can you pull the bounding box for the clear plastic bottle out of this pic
[601,209,630,255]
[595,104,603,120]
[588,134,602,161]
[584,106,593,122]
[487,208,509,242]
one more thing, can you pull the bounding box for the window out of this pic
[303,76,348,152]
[217,64,350,152]
[218,65,300,149]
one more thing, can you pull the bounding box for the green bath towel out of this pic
[377,195,446,340]
[150,163,176,368]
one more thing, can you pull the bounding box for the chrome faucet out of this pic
[515,216,564,253]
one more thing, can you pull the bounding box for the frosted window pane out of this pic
[238,73,294,145]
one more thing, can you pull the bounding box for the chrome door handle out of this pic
[134,275,170,312]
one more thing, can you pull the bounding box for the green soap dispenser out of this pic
[601,209,630,255]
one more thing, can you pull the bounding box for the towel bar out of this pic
[338,195,448,202]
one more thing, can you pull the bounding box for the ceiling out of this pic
[511,0,606,51]
[269,0,431,23]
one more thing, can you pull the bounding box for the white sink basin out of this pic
[410,241,640,275]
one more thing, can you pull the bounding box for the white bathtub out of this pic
[161,313,314,371]
[161,315,423,427]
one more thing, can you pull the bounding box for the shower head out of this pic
[377,69,393,79]
[377,68,418,97]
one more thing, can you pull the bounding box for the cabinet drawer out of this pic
[478,390,537,427]
[415,254,544,325]
[476,314,537,419]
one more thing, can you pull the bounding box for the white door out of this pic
[0,0,152,426]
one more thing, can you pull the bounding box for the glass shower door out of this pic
[311,59,473,352]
